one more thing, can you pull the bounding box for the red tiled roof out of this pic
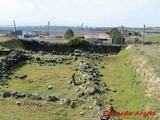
[84,33,111,40]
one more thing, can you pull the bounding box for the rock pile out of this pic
[47,96,59,102]
[35,55,74,65]
[27,93,42,100]
[75,61,106,96]
[66,60,117,117]
[2,91,79,108]
[2,91,62,102]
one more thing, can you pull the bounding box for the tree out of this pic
[64,28,74,40]
[108,28,125,44]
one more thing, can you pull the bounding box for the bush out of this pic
[64,28,74,40]
[67,36,90,48]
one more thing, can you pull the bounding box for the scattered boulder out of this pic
[109,87,116,92]
[94,81,99,85]
[89,106,92,109]
[10,91,18,97]
[80,112,84,115]
[102,82,107,87]
[84,87,97,95]
[47,96,59,102]
[78,91,85,97]
[110,98,113,102]
[101,86,108,93]
[3,91,11,98]
[65,98,71,105]
[82,80,87,84]
[99,116,113,120]
[82,96,88,102]
[101,66,105,69]
[16,101,21,106]
[70,101,76,108]
[99,74,103,77]
[27,93,42,100]
[94,99,102,107]
[15,92,26,98]
[48,85,52,90]
[15,74,27,79]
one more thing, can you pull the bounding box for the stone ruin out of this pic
[0,50,31,85]
[0,47,117,120]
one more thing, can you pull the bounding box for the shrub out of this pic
[67,36,90,48]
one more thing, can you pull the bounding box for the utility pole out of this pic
[13,20,16,38]
[121,25,123,45]
[143,24,145,45]
[81,23,83,30]
[48,21,50,38]
[81,23,83,41]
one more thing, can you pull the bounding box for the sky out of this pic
[0,0,160,27]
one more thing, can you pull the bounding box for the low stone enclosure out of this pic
[0,40,120,119]
[20,40,121,54]
[0,50,31,84]
[0,48,117,119]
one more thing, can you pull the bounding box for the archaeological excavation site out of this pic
[0,2,160,118]
[0,37,159,120]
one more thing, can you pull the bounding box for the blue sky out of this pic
[0,0,160,27]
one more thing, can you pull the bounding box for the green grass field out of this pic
[125,36,160,43]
